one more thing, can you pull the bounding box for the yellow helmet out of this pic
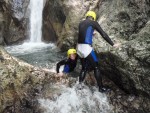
[67,49,77,57]
[85,11,96,21]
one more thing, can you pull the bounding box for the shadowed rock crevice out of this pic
[0,0,30,45]
[42,0,66,43]
[98,52,138,95]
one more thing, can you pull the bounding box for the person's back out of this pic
[78,19,96,45]
[78,16,114,46]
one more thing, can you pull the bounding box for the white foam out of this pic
[5,42,56,55]
[39,83,113,113]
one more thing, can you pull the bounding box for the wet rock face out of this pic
[0,0,29,44]
[0,0,5,45]
[96,0,150,41]
[0,46,57,113]
[9,0,28,21]
[42,0,66,43]
[0,15,4,45]
[95,0,150,97]
[43,0,91,45]
[0,0,30,45]
[57,0,100,50]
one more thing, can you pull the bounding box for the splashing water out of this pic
[5,42,55,56]
[29,0,44,42]
[39,83,113,113]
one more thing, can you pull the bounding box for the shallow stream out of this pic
[5,43,113,113]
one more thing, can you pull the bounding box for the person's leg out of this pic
[87,50,109,92]
[79,58,87,83]
[86,51,103,87]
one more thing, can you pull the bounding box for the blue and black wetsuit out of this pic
[77,18,114,92]
[78,19,114,45]
[56,58,77,73]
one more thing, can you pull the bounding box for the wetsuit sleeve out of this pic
[56,59,67,73]
[93,21,114,46]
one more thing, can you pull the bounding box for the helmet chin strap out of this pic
[86,16,94,21]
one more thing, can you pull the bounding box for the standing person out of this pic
[56,49,78,76]
[76,11,120,92]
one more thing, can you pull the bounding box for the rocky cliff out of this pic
[94,0,150,97]
[0,0,30,45]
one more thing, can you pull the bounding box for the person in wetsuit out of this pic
[76,11,120,92]
[56,49,78,76]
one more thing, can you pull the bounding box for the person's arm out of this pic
[56,59,67,73]
[93,21,114,46]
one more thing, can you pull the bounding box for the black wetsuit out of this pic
[78,19,114,45]
[56,58,77,73]
[77,18,114,92]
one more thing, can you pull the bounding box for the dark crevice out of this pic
[98,52,149,97]
[42,0,66,43]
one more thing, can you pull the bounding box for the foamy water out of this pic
[39,83,113,113]
[5,42,55,55]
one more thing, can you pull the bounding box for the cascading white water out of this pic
[39,83,113,113]
[29,0,44,42]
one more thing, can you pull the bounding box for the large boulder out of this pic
[94,0,150,97]
[0,46,57,112]
[98,21,150,96]
[98,0,150,39]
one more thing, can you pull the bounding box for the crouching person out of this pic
[56,49,78,77]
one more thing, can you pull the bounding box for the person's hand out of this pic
[57,72,64,77]
[93,32,97,36]
[113,43,121,48]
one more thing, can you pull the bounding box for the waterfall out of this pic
[29,0,44,42]
[39,84,113,113]
[6,0,56,69]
